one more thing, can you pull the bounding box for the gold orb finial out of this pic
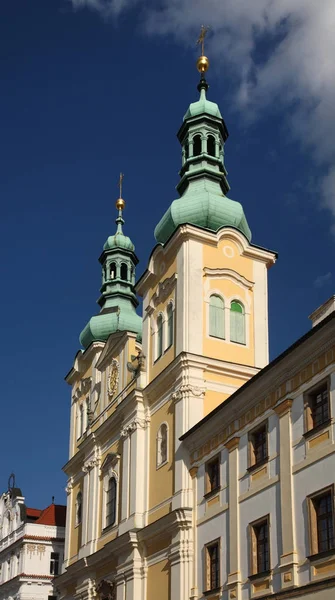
[116,197,125,211]
[197,55,210,73]
[196,26,210,74]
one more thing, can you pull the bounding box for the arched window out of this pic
[209,295,225,339]
[167,304,173,348]
[185,142,189,159]
[230,301,245,344]
[157,314,163,359]
[157,423,168,467]
[120,263,128,281]
[193,134,202,157]
[110,262,116,280]
[76,491,82,525]
[106,478,117,528]
[207,135,216,156]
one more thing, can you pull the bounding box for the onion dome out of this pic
[79,191,142,349]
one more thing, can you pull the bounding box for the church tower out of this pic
[58,39,276,600]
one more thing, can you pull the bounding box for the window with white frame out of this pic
[157,423,168,467]
[167,303,174,348]
[157,314,163,359]
[101,453,120,531]
[209,295,225,339]
[105,477,117,528]
[230,300,245,344]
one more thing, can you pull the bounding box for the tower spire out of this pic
[116,172,125,234]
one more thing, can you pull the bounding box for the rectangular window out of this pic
[308,487,335,555]
[250,516,270,575]
[205,540,220,591]
[50,552,59,576]
[305,380,330,433]
[249,423,268,469]
[205,455,220,495]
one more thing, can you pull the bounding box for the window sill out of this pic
[156,459,169,471]
[249,570,271,582]
[307,548,335,562]
[203,586,221,597]
[102,523,117,535]
[303,419,331,440]
[247,457,269,474]
[204,486,221,500]
[209,334,225,341]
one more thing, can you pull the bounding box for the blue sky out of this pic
[0,0,334,508]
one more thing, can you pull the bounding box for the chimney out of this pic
[309,295,335,328]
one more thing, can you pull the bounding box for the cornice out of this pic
[203,267,254,289]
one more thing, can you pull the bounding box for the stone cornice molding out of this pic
[203,267,254,290]
[225,437,240,452]
[120,417,150,438]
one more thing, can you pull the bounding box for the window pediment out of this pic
[146,274,177,314]
[101,453,120,472]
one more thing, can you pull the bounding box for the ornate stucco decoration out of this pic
[73,377,92,401]
[146,274,177,315]
[108,359,119,397]
[95,579,116,600]
[172,384,206,402]
[83,456,101,474]
[65,478,74,495]
[120,417,150,438]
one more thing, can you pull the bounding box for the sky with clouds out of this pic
[0,0,334,507]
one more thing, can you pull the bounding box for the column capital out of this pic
[274,398,293,417]
[225,437,240,452]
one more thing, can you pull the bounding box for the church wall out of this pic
[204,390,230,416]
[146,559,170,600]
[148,400,174,513]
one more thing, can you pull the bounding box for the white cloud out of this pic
[68,0,335,227]
[314,272,332,289]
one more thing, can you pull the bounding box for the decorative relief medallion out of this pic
[108,359,119,397]
[223,245,235,258]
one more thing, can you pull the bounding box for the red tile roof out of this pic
[35,504,66,527]
[26,508,42,518]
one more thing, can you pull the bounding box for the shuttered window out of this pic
[209,295,225,339]
[230,301,245,344]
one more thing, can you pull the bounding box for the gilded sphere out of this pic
[196,55,210,73]
[116,198,125,211]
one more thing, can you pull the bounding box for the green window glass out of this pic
[167,304,173,348]
[157,315,163,358]
[230,301,245,344]
[209,295,225,339]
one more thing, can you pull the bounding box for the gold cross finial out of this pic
[118,172,124,197]
[116,172,125,211]
[197,25,209,56]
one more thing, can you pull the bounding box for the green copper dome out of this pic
[154,77,251,245]
[155,178,251,243]
[103,231,135,252]
[184,87,222,120]
[80,301,142,348]
[79,200,142,349]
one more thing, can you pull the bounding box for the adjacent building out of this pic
[0,480,66,600]
[56,47,335,600]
